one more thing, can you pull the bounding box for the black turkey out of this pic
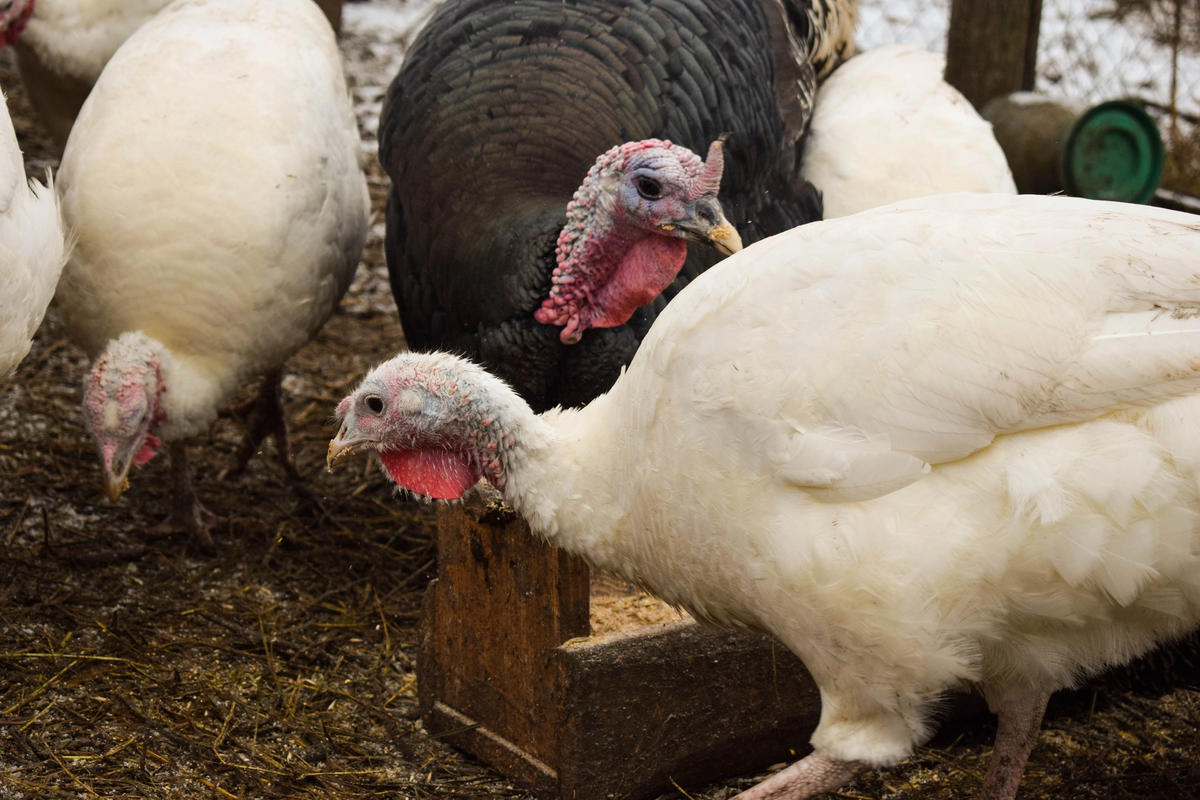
[380,0,854,410]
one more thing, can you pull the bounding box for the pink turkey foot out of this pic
[218,368,301,484]
[977,691,1051,800]
[733,751,867,800]
[149,442,223,550]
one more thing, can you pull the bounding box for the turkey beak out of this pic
[674,197,743,256]
[327,423,373,472]
[707,223,743,256]
[105,474,129,502]
[104,458,132,502]
[100,439,137,502]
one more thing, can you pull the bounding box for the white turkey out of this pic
[0,0,346,148]
[0,87,67,376]
[329,193,1200,800]
[57,0,368,546]
[801,44,1016,218]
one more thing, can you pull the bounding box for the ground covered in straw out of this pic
[2,2,1200,798]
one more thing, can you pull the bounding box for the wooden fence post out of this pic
[945,0,1044,109]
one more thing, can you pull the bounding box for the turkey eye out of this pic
[366,396,385,414]
[636,178,662,201]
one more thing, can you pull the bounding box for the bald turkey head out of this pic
[0,0,32,45]
[535,139,741,344]
[82,332,165,502]
[328,353,535,499]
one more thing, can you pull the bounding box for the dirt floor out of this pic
[2,2,1200,798]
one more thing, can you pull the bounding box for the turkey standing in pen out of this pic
[330,193,1200,800]
[380,0,854,410]
[56,0,368,547]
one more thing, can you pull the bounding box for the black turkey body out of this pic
[381,0,849,410]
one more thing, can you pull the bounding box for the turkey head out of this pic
[535,139,741,344]
[82,332,165,501]
[0,0,33,46]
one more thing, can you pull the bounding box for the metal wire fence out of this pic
[856,0,950,52]
[856,0,1200,194]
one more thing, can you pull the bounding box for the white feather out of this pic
[19,0,172,85]
[0,89,67,376]
[802,45,1017,218]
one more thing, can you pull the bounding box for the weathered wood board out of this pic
[944,0,1042,109]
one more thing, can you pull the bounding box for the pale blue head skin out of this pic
[615,145,717,235]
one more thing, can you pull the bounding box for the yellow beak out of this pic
[104,472,129,502]
[708,222,743,256]
[327,424,373,472]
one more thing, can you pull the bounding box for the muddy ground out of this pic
[1,2,1199,798]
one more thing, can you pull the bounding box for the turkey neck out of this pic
[473,385,627,567]
[139,341,229,441]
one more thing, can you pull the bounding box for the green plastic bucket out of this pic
[1062,100,1164,204]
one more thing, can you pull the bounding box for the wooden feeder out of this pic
[418,485,822,800]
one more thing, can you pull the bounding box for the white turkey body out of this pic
[0,88,66,376]
[332,193,1200,799]
[57,0,368,540]
[801,45,1016,218]
[515,194,1200,759]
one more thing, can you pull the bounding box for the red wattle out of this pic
[1,2,33,48]
[133,435,162,467]
[589,235,688,329]
[379,449,481,499]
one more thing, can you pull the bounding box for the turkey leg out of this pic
[150,442,222,549]
[733,751,866,800]
[219,368,301,483]
[977,691,1050,800]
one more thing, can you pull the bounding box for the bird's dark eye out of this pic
[366,396,385,414]
[636,177,662,201]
